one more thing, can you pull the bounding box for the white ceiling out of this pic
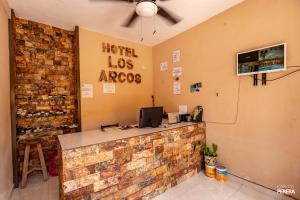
[8,0,243,46]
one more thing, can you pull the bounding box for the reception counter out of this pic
[58,122,206,200]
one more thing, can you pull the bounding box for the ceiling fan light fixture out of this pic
[136,1,158,17]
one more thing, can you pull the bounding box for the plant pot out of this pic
[205,164,216,178]
[216,165,228,181]
[204,155,217,166]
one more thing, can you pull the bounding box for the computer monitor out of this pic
[139,107,163,128]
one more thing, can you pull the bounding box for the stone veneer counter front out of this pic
[58,122,206,200]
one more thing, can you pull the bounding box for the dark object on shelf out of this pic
[100,123,119,131]
[162,110,168,119]
[139,107,163,128]
[193,106,203,122]
[262,73,267,85]
[151,95,155,107]
[253,74,258,86]
[180,114,191,122]
[119,125,136,130]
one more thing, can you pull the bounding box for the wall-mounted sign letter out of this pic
[127,73,134,83]
[126,60,133,69]
[111,45,118,54]
[118,58,126,69]
[135,74,142,84]
[109,71,118,83]
[118,72,126,83]
[100,42,141,84]
[99,70,108,82]
[102,42,110,53]
[108,56,117,68]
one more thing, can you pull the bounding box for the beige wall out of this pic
[0,0,13,199]
[153,0,300,198]
[80,28,153,130]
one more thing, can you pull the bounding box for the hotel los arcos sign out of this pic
[99,42,142,84]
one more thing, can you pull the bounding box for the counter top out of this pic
[58,122,197,150]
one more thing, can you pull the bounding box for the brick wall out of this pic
[60,123,206,200]
[14,17,79,175]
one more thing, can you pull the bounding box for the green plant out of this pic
[203,143,218,157]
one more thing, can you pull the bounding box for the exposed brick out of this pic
[100,167,117,179]
[155,145,164,155]
[59,124,206,200]
[64,184,94,200]
[14,17,79,177]
[90,185,119,200]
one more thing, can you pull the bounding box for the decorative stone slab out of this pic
[13,16,79,176]
[59,123,206,200]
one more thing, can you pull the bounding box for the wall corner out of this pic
[0,0,11,18]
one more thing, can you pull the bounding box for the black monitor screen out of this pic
[139,107,163,128]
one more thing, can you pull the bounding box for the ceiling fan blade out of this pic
[157,6,181,25]
[122,11,139,27]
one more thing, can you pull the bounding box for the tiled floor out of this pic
[154,173,292,200]
[11,173,292,200]
[11,175,59,200]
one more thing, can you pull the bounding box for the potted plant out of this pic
[203,143,218,166]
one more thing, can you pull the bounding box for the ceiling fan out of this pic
[90,0,182,28]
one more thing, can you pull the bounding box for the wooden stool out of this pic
[21,139,48,188]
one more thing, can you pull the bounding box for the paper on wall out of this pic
[172,49,180,63]
[172,67,182,77]
[173,81,181,95]
[179,105,188,115]
[81,84,93,98]
[160,62,168,71]
[103,83,116,94]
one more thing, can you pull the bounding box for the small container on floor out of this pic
[216,165,228,181]
[205,164,216,178]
